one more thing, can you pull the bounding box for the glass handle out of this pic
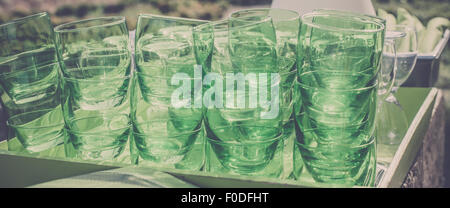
[378,39,397,99]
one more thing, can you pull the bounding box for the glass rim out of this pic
[7,108,65,129]
[132,122,202,137]
[386,24,416,32]
[0,62,59,78]
[385,24,416,40]
[297,71,378,92]
[61,74,131,82]
[0,12,49,29]
[193,19,227,32]
[138,13,210,24]
[206,125,283,145]
[193,16,273,33]
[295,134,375,149]
[54,16,126,33]
[207,133,283,145]
[296,110,374,127]
[229,8,300,22]
[136,14,209,43]
[66,114,131,134]
[301,12,384,33]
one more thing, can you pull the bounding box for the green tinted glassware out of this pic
[65,113,130,161]
[135,14,208,78]
[194,18,281,123]
[297,71,377,145]
[294,115,376,186]
[298,11,385,88]
[230,8,300,72]
[205,124,284,178]
[228,16,278,73]
[133,15,207,168]
[130,74,204,169]
[0,12,61,117]
[194,18,287,178]
[7,108,65,153]
[132,118,204,170]
[134,14,206,106]
[54,17,131,79]
[55,17,132,161]
[295,11,384,184]
[310,9,397,97]
[230,9,300,144]
[55,17,132,117]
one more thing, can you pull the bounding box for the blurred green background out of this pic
[0,0,271,29]
[0,0,449,185]
[0,0,447,88]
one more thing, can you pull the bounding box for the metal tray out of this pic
[0,87,438,188]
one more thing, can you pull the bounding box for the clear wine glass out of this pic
[385,24,418,105]
[377,25,418,145]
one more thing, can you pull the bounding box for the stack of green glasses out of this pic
[294,10,388,186]
[230,9,300,178]
[54,17,133,161]
[132,15,207,170]
[1,12,65,155]
[190,8,300,178]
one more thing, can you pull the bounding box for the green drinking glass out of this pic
[54,16,131,80]
[60,75,131,116]
[193,17,279,73]
[194,19,282,123]
[298,11,386,88]
[310,9,397,97]
[132,118,204,170]
[135,14,208,79]
[230,8,300,72]
[230,9,300,149]
[130,73,204,169]
[60,75,132,160]
[65,113,130,161]
[294,122,376,186]
[308,11,405,149]
[0,12,61,120]
[55,17,133,154]
[228,16,278,73]
[205,124,284,178]
[7,108,65,153]
[55,17,132,119]
[297,71,378,145]
[193,20,229,75]
[193,18,285,177]
[133,15,208,168]
[133,14,205,130]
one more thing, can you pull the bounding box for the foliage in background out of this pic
[373,0,450,24]
[373,0,450,88]
[0,0,232,30]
